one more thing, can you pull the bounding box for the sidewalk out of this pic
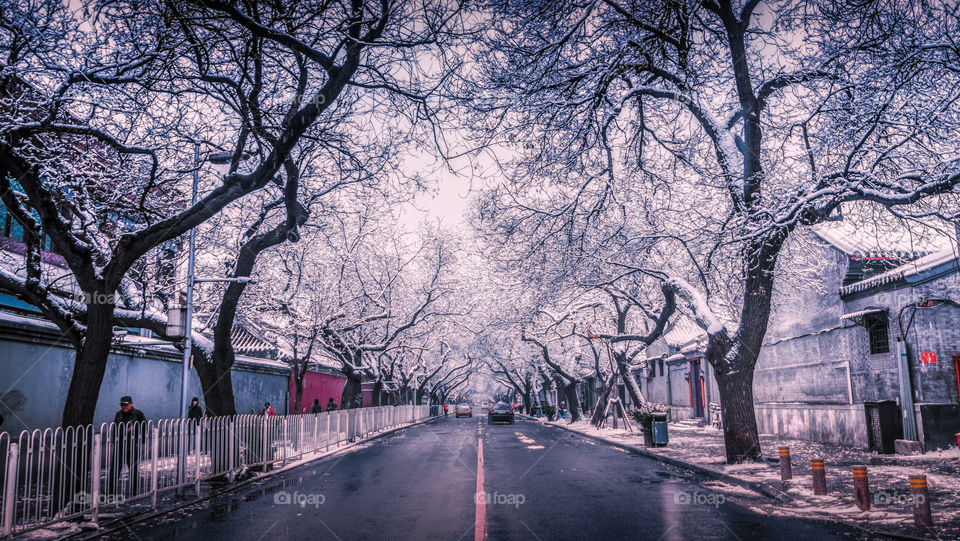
[528,415,960,540]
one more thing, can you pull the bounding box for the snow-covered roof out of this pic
[663,317,705,349]
[840,248,959,295]
[813,221,954,260]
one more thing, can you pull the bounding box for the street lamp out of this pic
[165,145,249,496]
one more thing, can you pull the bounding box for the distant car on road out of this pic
[455,403,472,418]
[481,401,490,410]
[487,402,514,424]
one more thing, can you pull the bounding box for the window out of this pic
[659,359,665,377]
[864,312,890,355]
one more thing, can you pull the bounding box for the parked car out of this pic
[455,403,473,418]
[487,402,514,424]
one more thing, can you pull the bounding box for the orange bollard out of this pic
[811,459,827,495]
[852,466,869,511]
[779,447,792,481]
[909,475,933,527]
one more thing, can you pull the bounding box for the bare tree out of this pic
[471,0,960,462]
[0,0,461,427]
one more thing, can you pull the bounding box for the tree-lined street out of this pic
[1,1,959,539]
[99,416,869,541]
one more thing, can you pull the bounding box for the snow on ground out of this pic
[530,415,959,539]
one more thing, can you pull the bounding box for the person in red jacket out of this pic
[261,402,275,417]
[443,403,448,416]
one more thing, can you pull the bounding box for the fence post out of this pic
[298,417,304,458]
[177,419,186,496]
[229,420,236,472]
[194,421,202,495]
[282,418,289,464]
[150,428,159,509]
[90,434,101,523]
[262,419,269,466]
[2,442,19,538]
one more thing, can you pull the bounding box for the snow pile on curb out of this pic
[528,415,958,540]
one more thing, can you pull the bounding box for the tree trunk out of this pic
[293,372,305,413]
[591,373,616,426]
[61,300,115,428]
[201,208,308,418]
[714,369,761,463]
[613,351,645,408]
[198,345,238,417]
[563,381,581,422]
[341,371,363,409]
[707,232,786,463]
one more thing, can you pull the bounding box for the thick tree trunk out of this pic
[200,345,239,417]
[714,369,761,463]
[707,232,786,463]
[62,300,116,428]
[341,371,363,409]
[293,374,305,413]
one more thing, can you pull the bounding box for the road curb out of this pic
[57,415,440,540]
[522,415,934,541]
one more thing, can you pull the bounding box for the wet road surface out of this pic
[99,415,873,541]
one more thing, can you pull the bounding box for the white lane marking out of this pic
[475,437,485,541]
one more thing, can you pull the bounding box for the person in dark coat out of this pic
[311,399,323,414]
[188,397,203,421]
[326,398,338,412]
[111,396,146,494]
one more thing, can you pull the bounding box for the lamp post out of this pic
[171,147,239,496]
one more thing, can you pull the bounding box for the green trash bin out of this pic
[652,412,669,446]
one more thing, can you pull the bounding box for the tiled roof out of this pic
[839,248,959,295]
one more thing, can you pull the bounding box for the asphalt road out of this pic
[99,415,873,541]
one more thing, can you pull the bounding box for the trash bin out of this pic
[652,412,669,447]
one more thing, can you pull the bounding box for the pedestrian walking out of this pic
[111,395,146,495]
[311,398,324,414]
[443,402,448,416]
[188,397,203,421]
[326,398,338,412]
[261,402,275,417]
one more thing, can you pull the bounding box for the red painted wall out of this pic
[289,370,347,413]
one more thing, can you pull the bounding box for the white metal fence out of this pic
[0,405,434,537]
